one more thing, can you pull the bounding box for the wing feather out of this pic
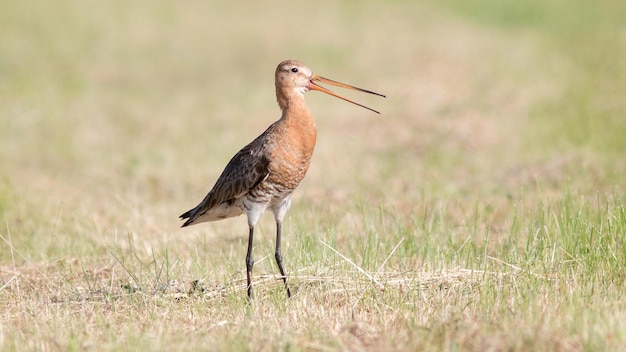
[180,134,271,226]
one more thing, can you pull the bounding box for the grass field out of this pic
[1,0,626,350]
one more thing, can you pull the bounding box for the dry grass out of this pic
[1,0,626,350]
[0,255,523,351]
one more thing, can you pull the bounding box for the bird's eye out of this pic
[291,67,298,73]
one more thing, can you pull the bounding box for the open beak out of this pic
[309,74,385,114]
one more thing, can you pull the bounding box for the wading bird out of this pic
[180,60,384,300]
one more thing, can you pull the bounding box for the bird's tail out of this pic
[179,209,196,227]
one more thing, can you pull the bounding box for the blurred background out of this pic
[1,0,625,261]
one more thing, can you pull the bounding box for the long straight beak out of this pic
[309,74,386,114]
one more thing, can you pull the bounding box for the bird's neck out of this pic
[277,89,317,150]
[281,100,316,133]
[277,88,313,124]
[276,85,305,111]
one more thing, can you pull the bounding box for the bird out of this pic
[180,60,385,300]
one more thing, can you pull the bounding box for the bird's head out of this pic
[275,60,385,114]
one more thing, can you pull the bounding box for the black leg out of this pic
[275,221,292,298]
[246,225,254,300]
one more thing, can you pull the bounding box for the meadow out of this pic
[1,0,626,350]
